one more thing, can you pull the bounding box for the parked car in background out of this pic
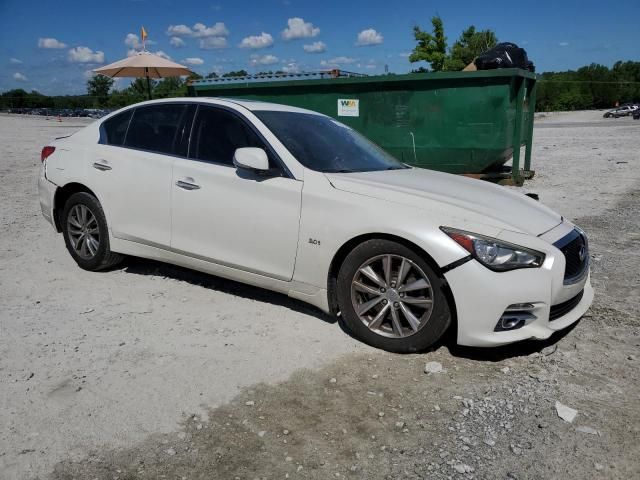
[633,109,640,120]
[38,98,593,352]
[603,105,637,118]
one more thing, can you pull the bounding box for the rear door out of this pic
[92,103,192,247]
[170,105,302,280]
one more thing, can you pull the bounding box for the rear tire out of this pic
[336,239,452,353]
[61,192,123,271]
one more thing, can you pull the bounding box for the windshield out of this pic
[254,111,408,173]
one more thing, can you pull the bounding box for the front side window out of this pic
[124,104,188,155]
[190,106,266,166]
[254,111,407,173]
[101,109,133,146]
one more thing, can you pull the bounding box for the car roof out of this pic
[124,97,322,116]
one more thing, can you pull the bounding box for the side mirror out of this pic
[233,147,269,172]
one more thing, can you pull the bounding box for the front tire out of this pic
[336,239,452,353]
[61,192,123,271]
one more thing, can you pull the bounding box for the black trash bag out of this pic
[474,42,534,71]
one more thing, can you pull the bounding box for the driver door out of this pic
[170,105,302,281]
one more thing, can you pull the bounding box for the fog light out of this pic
[495,303,537,332]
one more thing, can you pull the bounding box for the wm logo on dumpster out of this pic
[337,98,359,117]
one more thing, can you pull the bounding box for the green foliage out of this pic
[222,70,249,78]
[409,16,447,71]
[86,75,114,106]
[128,78,154,97]
[410,17,497,72]
[154,77,184,98]
[536,62,640,111]
[444,26,498,71]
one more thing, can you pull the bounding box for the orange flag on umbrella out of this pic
[141,26,148,49]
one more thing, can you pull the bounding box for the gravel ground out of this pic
[0,111,638,479]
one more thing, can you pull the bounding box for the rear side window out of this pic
[190,106,266,166]
[125,104,187,155]
[101,109,133,146]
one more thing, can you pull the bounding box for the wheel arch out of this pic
[326,233,458,333]
[52,182,99,232]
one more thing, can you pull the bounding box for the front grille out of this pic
[549,290,584,321]
[554,229,589,283]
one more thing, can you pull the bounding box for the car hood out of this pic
[325,168,562,236]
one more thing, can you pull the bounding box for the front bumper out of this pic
[444,222,593,347]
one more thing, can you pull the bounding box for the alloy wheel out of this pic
[350,254,434,338]
[66,204,100,259]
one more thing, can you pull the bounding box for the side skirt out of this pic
[109,236,331,313]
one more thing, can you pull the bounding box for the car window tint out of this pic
[101,109,133,146]
[125,104,187,154]
[254,111,406,173]
[190,106,266,166]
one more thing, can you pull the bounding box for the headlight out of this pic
[440,227,545,271]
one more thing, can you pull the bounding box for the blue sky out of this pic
[1,0,638,95]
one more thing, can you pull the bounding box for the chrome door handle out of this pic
[93,162,112,171]
[175,179,200,190]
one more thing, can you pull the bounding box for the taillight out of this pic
[41,146,55,162]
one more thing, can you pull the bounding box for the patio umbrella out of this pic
[93,51,193,100]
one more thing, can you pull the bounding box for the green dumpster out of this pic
[188,68,537,185]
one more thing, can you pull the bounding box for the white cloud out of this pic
[559,41,569,47]
[281,17,320,40]
[13,72,28,81]
[321,56,356,67]
[170,36,186,47]
[399,52,411,58]
[38,37,67,49]
[167,22,229,38]
[281,62,300,73]
[166,22,229,50]
[124,32,154,51]
[154,50,172,60]
[199,37,228,49]
[182,57,204,65]
[303,41,326,53]
[83,70,96,79]
[239,32,274,49]
[68,46,105,64]
[356,28,383,46]
[166,24,193,36]
[10,57,23,64]
[125,33,140,48]
[250,54,279,66]
[193,22,229,38]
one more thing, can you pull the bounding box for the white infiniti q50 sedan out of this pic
[38,98,593,352]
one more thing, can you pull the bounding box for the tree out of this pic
[86,75,114,106]
[222,70,249,78]
[409,16,447,72]
[154,77,184,98]
[127,78,154,97]
[444,26,498,70]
